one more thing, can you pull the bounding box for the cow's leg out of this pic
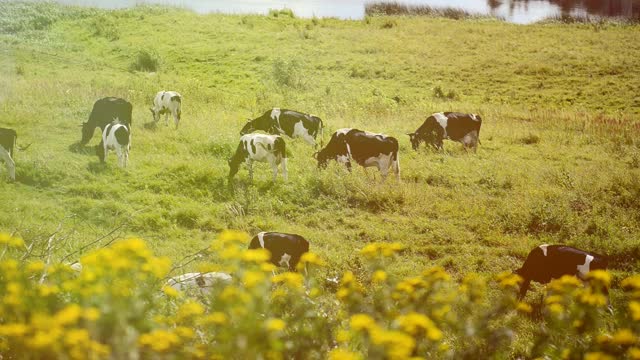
[123,146,129,168]
[345,160,352,172]
[281,157,288,181]
[0,147,15,181]
[302,133,316,147]
[115,146,124,168]
[393,152,400,181]
[173,110,180,129]
[103,144,109,163]
[247,160,253,181]
[165,112,169,127]
[518,279,531,300]
[270,158,278,182]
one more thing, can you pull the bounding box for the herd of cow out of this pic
[1,92,610,302]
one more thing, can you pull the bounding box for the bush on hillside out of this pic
[130,50,160,72]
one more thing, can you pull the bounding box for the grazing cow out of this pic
[150,91,182,129]
[228,134,287,182]
[98,119,130,167]
[166,272,232,296]
[0,128,16,181]
[315,128,400,180]
[407,112,482,152]
[248,232,309,271]
[240,108,324,147]
[514,244,609,299]
[81,97,133,145]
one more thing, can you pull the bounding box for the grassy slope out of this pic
[0,2,639,323]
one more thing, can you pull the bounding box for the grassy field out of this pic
[0,2,639,354]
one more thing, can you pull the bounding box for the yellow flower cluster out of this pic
[496,271,523,290]
[0,232,24,248]
[360,242,405,259]
[395,312,443,341]
[349,314,416,359]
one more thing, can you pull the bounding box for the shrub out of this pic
[91,15,120,41]
[268,8,295,18]
[130,50,160,72]
[272,58,306,89]
[519,133,541,145]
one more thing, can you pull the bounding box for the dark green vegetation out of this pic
[0,0,639,330]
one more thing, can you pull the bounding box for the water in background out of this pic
[42,0,639,23]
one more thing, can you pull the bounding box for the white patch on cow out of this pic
[166,272,232,295]
[257,232,266,248]
[433,112,449,138]
[336,128,352,136]
[70,263,83,272]
[293,121,315,146]
[539,244,549,256]
[279,253,292,268]
[362,153,395,179]
[470,113,477,120]
[577,255,594,279]
[337,155,350,164]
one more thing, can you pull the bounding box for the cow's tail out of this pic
[319,118,324,148]
[274,136,286,159]
[476,115,483,145]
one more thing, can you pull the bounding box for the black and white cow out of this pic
[407,112,482,152]
[228,134,287,182]
[166,272,232,296]
[240,108,324,147]
[0,127,17,181]
[97,120,131,167]
[315,128,400,180]
[81,97,133,145]
[248,232,310,271]
[150,91,182,129]
[514,244,609,299]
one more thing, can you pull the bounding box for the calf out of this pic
[166,272,232,296]
[228,134,287,182]
[248,232,309,271]
[514,244,608,299]
[81,97,132,145]
[150,91,182,129]
[240,108,324,147]
[0,128,16,181]
[98,119,130,168]
[408,112,482,152]
[315,128,400,180]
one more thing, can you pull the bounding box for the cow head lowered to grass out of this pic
[408,112,482,152]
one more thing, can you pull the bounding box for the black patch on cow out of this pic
[248,232,310,271]
[346,129,398,167]
[171,95,181,103]
[411,112,482,150]
[250,139,256,154]
[228,139,250,179]
[195,275,205,287]
[316,130,350,168]
[114,126,130,146]
[273,136,286,158]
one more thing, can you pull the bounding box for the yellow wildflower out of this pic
[584,352,615,360]
[336,329,351,343]
[422,266,450,281]
[162,285,180,298]
[175,326,195,339]
[54,304,82,326]
[26,260,46,273]
[328,349,362,360]
[176,301,205,321]
[83,307,100,321]
[296,252,326,271]
[265,318,286,332]
[496,271,522,289]
[587,270,611,288]
[611,328,636,345]
[628,348,640,360]
[578,291,608,307]
[629,301,640,321]
[202,312,227,325]
[545,295,564,304]
[243,270,267,288]
[218,230,249,245]
[261,262,277,272]
[272,272,304,289]
[548,303,564,315]
[517,302,533,314]
[64,329,90,347]
[138,330,180,353]
[372,270,388,283]
[0,323,28,337]
[350,314,376,332]
[242,248,271,263]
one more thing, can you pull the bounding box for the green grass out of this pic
[0,1,639,353]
